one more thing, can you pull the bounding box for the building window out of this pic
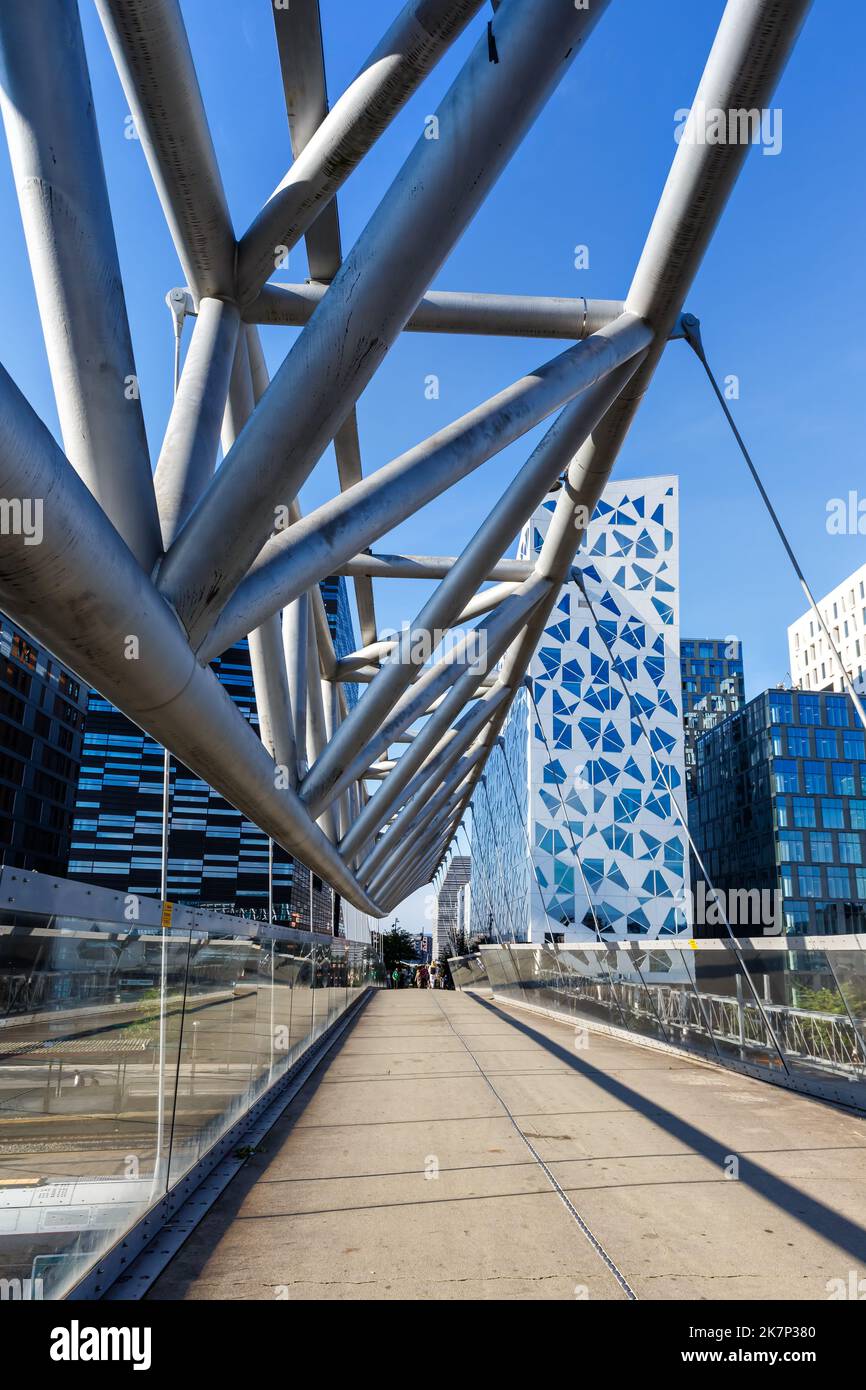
[821,798,845,829]
[58,671,80,701]
[814,728,837,757]
[803,761,827,794]
[798,866,822,898]
[809,831,833,863]
[769,692,793,724]
[827,866,851,898]
[773,759,799,793]
[814,901,840,933]
[838,832,862,865]
[798,694,820,725]
[849,799,866,830]
[778,830,805,863]
[843,729,866,759]
[832,762,855,795]
[825,696,849,727]
[783,900,809,933]
[792,797,817,828]
[10,633,37,669]
[788,727,811,757]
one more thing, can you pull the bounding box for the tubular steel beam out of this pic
[269,0,383,648]
[299,314,650,814]
[0,362,378,913]
[248,284,626,339]
[95,0,236,302]
[0,0,814,919]
[220,330,297,788]
[198,315,645,663]
[334,581,518,674]
[154,297,239,549]
[240,0,485,304]
[155,0,611,645]
[556,0,813,562]
[426,0,815,894]
[0,0,162,571]
[335,579,551,852]
[337,553,536,583]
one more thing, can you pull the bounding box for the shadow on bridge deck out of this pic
[145,989,866,1301]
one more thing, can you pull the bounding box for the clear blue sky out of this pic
[1,1,863,930]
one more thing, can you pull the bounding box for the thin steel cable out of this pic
[684,318,866,734]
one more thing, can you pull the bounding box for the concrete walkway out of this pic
[147,989,866,1301]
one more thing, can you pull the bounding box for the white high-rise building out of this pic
[434,856,470,958]
[471,476,690,941]
[788,562,866,696]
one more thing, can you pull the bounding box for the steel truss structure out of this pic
[0,0,810,917]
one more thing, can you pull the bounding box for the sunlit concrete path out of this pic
[147,990,866,1301]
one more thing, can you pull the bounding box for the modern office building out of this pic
[681,638,745,796]
[471,476,690,941]
[69,578,358,928]
[434,855,470,958]
[0,614,87,877]
[788,561,866,696]
[690,686,866,936]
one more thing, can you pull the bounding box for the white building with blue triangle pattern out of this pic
[470,475,690,941]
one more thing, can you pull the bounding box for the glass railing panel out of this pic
[597,947,670,1044]
[692,943,787,1073]
[538,945,579,1018]
[632,946,720,1059]
[0,911,189,1300]
[743,945,866,1084]
[554,945,626,1029]
[479,946,522,1001]
[164,930,267,1188]
[825,948,866,1065]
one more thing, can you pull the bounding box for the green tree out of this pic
[382,926,417,974]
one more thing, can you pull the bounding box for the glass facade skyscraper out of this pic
[691,687,866,935]
[0,613,87,877]
[680,638,745,796]
[69,578,358,929]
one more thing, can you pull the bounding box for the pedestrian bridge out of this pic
[131,990,866,1302]
[1,874,865,1302]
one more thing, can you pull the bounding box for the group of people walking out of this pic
[388,962,446,989]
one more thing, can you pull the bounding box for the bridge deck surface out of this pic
[146,989,866,1301]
